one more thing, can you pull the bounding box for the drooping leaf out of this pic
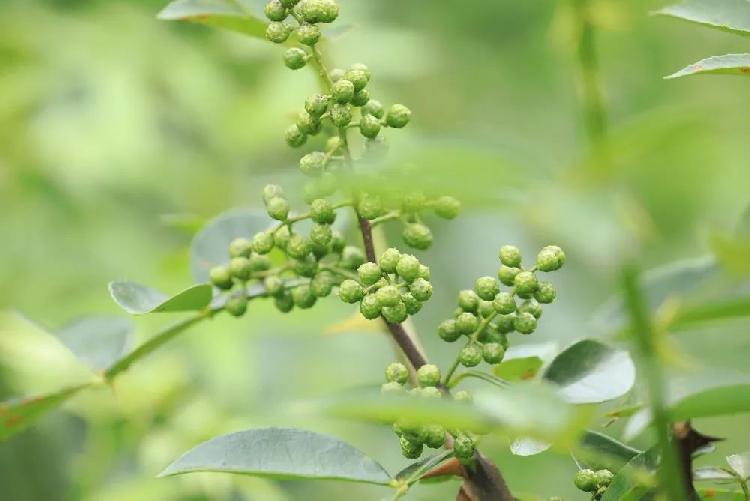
[109,281,212,315]
[190,209,270,282]
[160,427,392,485]
[157,0,267,39]
[105,313,207,380]
[542,339,636,404]
[694,466,736,482]
[666,54,750,79]
[56,316,134,372]
[600,447,660,501]
[395,450,454,484]
[655,0,750,36]
[577,430,642,471]
[727,452,750,479]
[0,384,91,442]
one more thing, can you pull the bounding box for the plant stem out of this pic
[444,311,498,387]
[622,265,687,501]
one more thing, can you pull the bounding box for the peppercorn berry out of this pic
[340,246,365,269]
[492,291,516,314]
[402,292,422,315]
[299,151,326,176]
[296,111,321,135]
[535,281,556,304]
[386,104,411,128]
[409,278,432,301]
[351,89,370,107]
[574,469,597,493]
[417,364,441,387]
[382,301,407,323]
[379,247,401,273]
[286,234,311,259]
[518,299,543,319]
[332,78,354,103]
[291,284,316,308]
[251,231,274,254]
[499,245,522,267]
[482,342,505,364]
[329,103,352,127]
[458,290,480,312]
[514,312,537,334]
[264,276,284,296]
[478,300,494,318]
[459,343,482,367]
[229,237,253,258]
[338,279,364,304]
[514,270,538,297]
[230,257,253,281]
[359,115,381,139]
[376,285,401,307]
[434,196,460,219]
[264,0,287,21]
[363,99,384,118]
[226,295,248,317]
[266,197,289,221]
[284,124,307,147]
[453,433,475,464]
[456,312,479,335]
[284,47,307,70]
[537,245,565,272]
[423,424,446,449]
[266,21,291,43]
[275,290,294,313]
[400,436,422,459]
[296,24,321,45]
[474,276,499,301]
[360,294,381,319]
[495,314,515,334]
[310,223,332,246]
[385,362,409,384]
[357,193,385,220]
[498,265,520,286]
[438,319,461,342]
[594,469,614,489]
[395,254,420,282]
[402,223,433,250]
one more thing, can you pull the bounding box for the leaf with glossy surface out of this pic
[160,427,392,485]
[542,339,636,404]
[655,0,750,35]
[727,453,750,479]
[57,316,133,372]
[157,0,267,39]
[109,282,212,314]
[0,384,90,442]
[667,54,750,79]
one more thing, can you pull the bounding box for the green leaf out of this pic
[542,339,636,404]
[190,209,270,282]
[159,427,392,485]
[710,232,750,277]
[578,431,642,471]
[157,0,267,39]
[395,450,454,484]
[655,0,750,36]
[510,437,551,456]
[105,314,207,380]
[0,384,90,442]
[666,54,750,79]
[694,466,736,482]
[448,370,508,390]
[56,316,133,372]
[671,295,750,329]
[727,452,750,479]
[600,447,659,501]
[494,357,543,381]
[698,488,747,500]
[109,281,213,315]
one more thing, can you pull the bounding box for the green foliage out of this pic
[158,0,268,39]
[56,316,133,372]
[109,282,213,314]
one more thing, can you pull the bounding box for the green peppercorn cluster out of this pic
[437,245,565,368]
[574,468,613,496]
[337,247,432,323]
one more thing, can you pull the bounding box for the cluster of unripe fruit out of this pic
[574,468,614,497]
[437,244,565,368]
[381,362,478,463]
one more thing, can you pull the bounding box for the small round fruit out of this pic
[363,99,384,118]
[230,257,253,281]
[424,424,446,449]
[283,47,307,70]
[296,23,321,45]
[379,248,401,273]
[358,262,382,286]
[266,21,290,43]
[382,301,407,323]
[457,289,480,312]
[438,319,461,342]
[385,362,409,384]
[499,245,522,267]
[417,364,441,387]
[537,245,566,272]
[534,281,557,304]
[434,196,460,219]
[514,270,538,297]
[338,279,364,304]
[459,343,482,367]
[252,231,275,254]
[402,223,433,250]
[395,254,421,282]
[514,312,537,334]
[375,285,401,307]
[474,276,499,301]
[400,436,423,459]
[210,265,233,290]
[359,114,381,139]
[482,342,505,364]
[305,93,329,117]
[359,294,381,319]
[386,104,411,128]
[266,197,289,221]
[332,78,355,103]
[497,265,520,286]
[518,299,543,319]
[492,291,516,314]
[284,123,307,147]
[291,284,316,309]
[226,295,248,317]
[409,278,432,301]
[574,469,597,493]
[594,469,614,489]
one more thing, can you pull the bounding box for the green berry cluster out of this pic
[338,248,432,323]
[438,245,565,368]
[574,468,613,496]
[264,0,337,47]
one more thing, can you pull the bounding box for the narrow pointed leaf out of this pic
[160,427,392,485]
[0,384,90,442]
[727,453,750,479]
[542,339,636,404]
[655,0,750,35]
[578,430,642,470]
[666,54,750,79]
[157,0,267,39]
[109,282,212,314]
[694,466,735,482]
[57,316,134,372]
[395,450,454,484]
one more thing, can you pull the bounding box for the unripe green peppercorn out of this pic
[299,0,338,23]
[384,362,408,384]
[594,469,614,489]
[399,436,423,459]
[375,285,401,307]
[350,62,370,78]
[283,47,307,70]
[381,381,404,394]
[264,276,284,296]
[423,424,446,449]
[402,223,433,250]
[518,299,543,319]
[343,68,369,92]
[305,94,329,117]
[360,294,381,319]
[329,68,345,81]
[417,364,441,387]
[263,184,285,203]
[537,245,566,272]
[514,271,539,298]
[280,0,298,7]
[296,111,321,135]
[286,234,311,259]
[266,21,291,43]
[351,89,370,107]
[497,265,520,286]
[499,245,522,267]
[359,114,381,139]
[379,247,401,273]
[535,281,556,304]
[458,289,480,312]
[402,191,427,213]
[291,284,316,309]
[210,265,233,290]
[229,237,253,258]
[284,123,307,147]
[418,264,431,280]
[459,343,482,367]
[493,291,516,314]
[434,196,461,219]
[226,295,248,317]
[264,0,287,21]
[292,255,318,277]
[330,231,346,253]
[299,151,326,176]
[386,104,411,128]
[495,314,515,334]
[453,433,476,462]
[332,78,355,103]
[329,103,352,127]
[478,300,494,318]
[395,254,420,282]
[266,197,289,221]
[454,390,472,403]
[409,278,432,301]
[338,279,364,304]
[357,193,385,220]
[309,198,335,224]
[482,342,505,364]
[474,276,499,301]
[456,312,479,335]
[574,469,598,493]
[402,292,422,315]
[357,262,382,286]
[296,23,321,45]
[438,319,461,342]
[363,99,384,118]
[310,223,332,246]
[252,231,275,254]
[273,225,291,249]
[230,257,253,281]
[382,301,407,323]
[340,246,366,270]
[514,311,537,334]
[310,241,329,259]
[274,290,294,313]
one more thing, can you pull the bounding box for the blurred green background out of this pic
[2,0,750,499]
